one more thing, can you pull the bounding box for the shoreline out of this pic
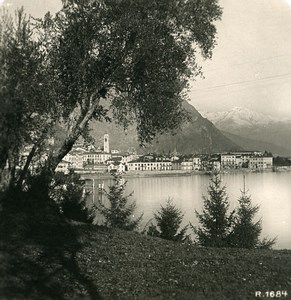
[79,167,291,180]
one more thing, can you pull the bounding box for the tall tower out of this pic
[103,134,109,153]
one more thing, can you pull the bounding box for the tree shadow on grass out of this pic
[0,189,103,300]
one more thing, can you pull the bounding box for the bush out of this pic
[192,171,235,247]
[228,190,276,249]
[148,198,189,242]
[50,171,95,223]
[257,236,277,249]
[96,173,143,231]
[193,172,276,249]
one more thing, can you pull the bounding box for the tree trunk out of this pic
[16,144,37,189]
[47,98,101,174]
[0,150,17,192]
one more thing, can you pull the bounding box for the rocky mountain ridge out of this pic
[89,101,241,154]
[201,107,291,156]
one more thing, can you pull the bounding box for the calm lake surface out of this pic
[89,172,291,249]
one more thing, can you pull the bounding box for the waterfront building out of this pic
[235,155,243,168]
[249,156,273,169]
[192,157,202,170]
[108,162,126,173]
[181,160,193,170]
[221,153,237,169]
[127,159,172,171]
[83,151,111,165]
[208,158,221,171]
[171,160,182,170]
[64,151,84,169]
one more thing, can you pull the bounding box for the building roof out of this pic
[128,159,172,163]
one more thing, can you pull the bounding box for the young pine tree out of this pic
[97,174,143,231]
[229,180,276,249]
[192,172,234,247]
[148,199,189,242]
[50,170,95,223]
[229,191,261,248]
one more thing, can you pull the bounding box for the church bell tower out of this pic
[103,134,109,153]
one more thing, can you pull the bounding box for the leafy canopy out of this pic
[0,0,222,190]
[42,0,222,142]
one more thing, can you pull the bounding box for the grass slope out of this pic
[1,222,290,300]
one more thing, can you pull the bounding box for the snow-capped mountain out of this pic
[201,107,291,156]
[201,107,279,129]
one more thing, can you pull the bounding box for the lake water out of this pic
[88,172,291,249]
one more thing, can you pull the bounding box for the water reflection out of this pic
[87,172,291,249]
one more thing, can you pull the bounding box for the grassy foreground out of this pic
[1,218,291,300]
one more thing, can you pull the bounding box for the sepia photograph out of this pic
[0,0,290,299]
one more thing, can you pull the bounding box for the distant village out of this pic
[54,134,274,175]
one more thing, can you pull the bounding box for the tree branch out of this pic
[48,97,102,172]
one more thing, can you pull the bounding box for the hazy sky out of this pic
[1,0,291,117]
[189,0,291,118]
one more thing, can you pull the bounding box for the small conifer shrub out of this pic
[51,170,95,223]
[97,174,143,231]
[192,171,234,247]
[228,185,276,249]
[148,198,189,242]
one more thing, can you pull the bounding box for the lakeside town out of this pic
[1,1,291,299]
[51,133,281,175]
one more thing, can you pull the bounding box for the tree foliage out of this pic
[0,0,222,191]
[229,191,262,248]
[193,173,276,249]
[228,190,276,249]
[273,156,291,167]
[50,170,95,223]
[148,198,189,242]
[192,172,235,247]
[97,174,143,230]
[0,9,55,190]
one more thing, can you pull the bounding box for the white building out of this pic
[208,158,221,171]
[240,154,251,166]
[249,156,273,169]
[221,154,237,169]
[108,162,126,173]
[193,157,202,170]
[235,155,243,168]
[121,154,140,164]
[181,161,193,170]
[127,160,172,171]
[63,151,84,169]
[110,153,140,164]
[83,152,111,165]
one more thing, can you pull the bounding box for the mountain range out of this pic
[89,101,241,154]
[64,104,291,157]
[202,107,291,156]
